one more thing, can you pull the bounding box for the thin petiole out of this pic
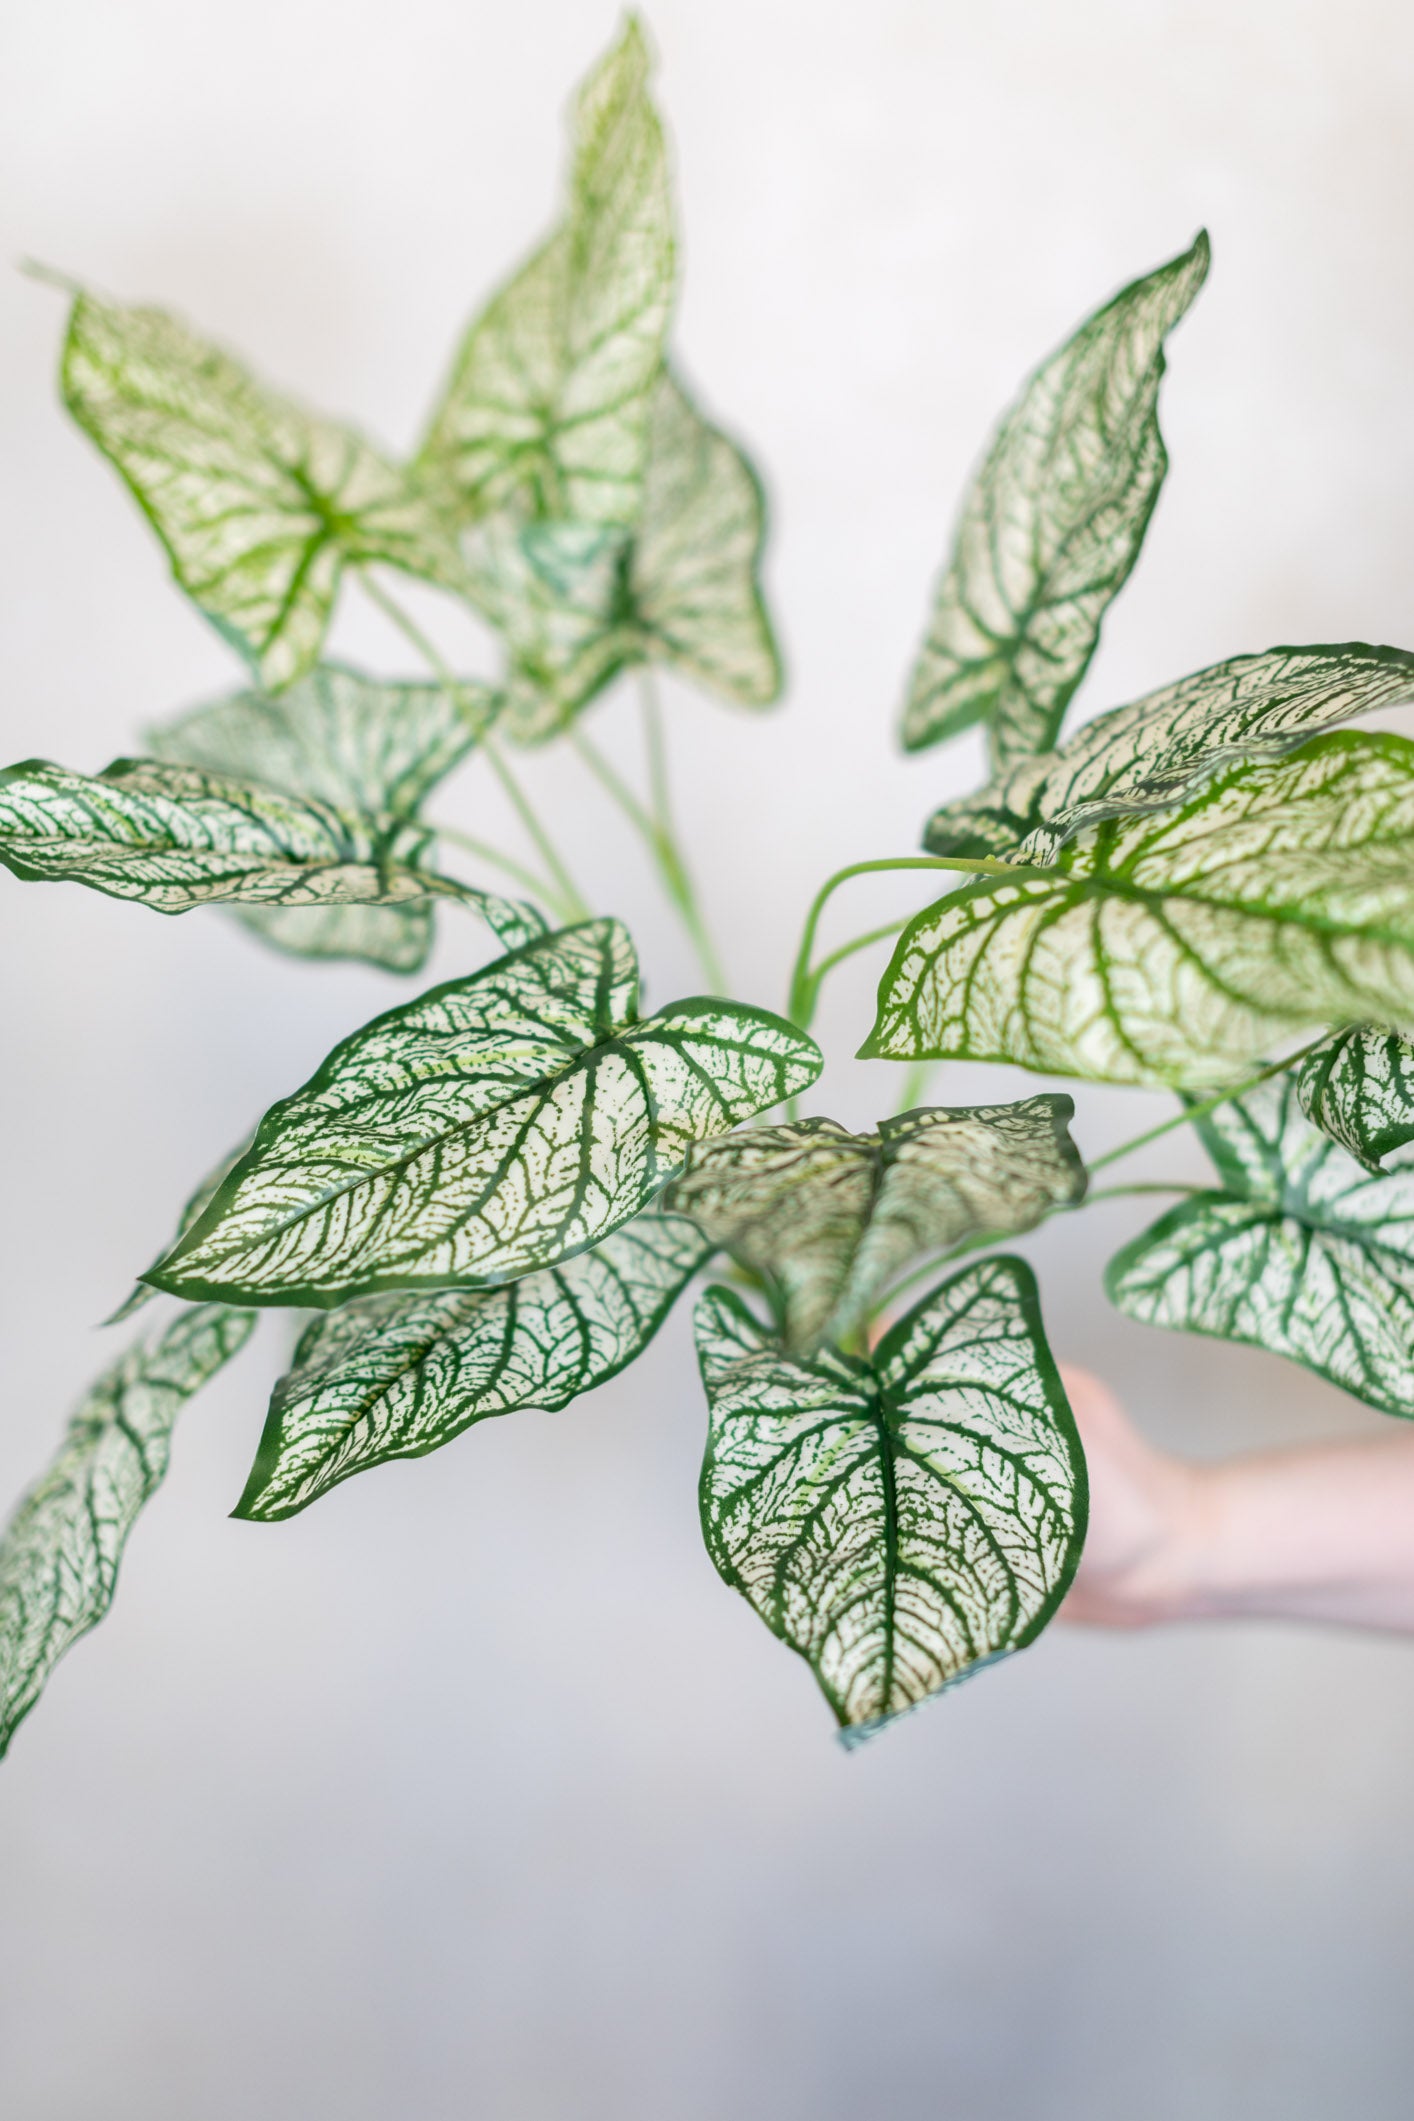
[1086,1033,1331,1174]
[428,820,576,916]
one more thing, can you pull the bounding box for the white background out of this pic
[4,3,1414,2114]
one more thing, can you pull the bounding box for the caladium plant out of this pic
[5,15,1414,1758]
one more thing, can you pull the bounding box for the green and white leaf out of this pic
[416,18,674,528]
[925,643,1414,863]
[867,731,1414,1089]
[110,1139,249,1324]
[0,1305,255,1758]
[465,519,633,744]
[696,1257,1085,1740]
[1108,1077,1414,1418]
[669,1096,1084,1354]
[148,661,503,970]
[238,1209,711,1520]
[903,233,1209,768]
[63,290,468,691]
[144,917,821,1307]
[1295,1027,1414,1172]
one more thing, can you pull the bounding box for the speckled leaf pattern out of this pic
[110,1141,249,1324]
[63,291,468,691]
[237,1210,712,1520]
[925,643,1414,863]
[695,1258,1085,1741]
[464,519,633,744]
[143,918,821,1307]
[1107,1078,1414,1417]
[669,1097,1084,1354]
[903,234,1208,769]
[416,19,673,528]
[0,1305,255,1757]
[867,732,1414,1089]
[148,662,503,970]
[1294,1028,1414,1172]
[0,757,542,952]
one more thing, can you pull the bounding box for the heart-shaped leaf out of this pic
[143,917,821,1307]
[464,519,634,744]
[867,731,1414,1089]
[148,662,503,971]
[668,1097,1084,1354]
[63,290,468,691]
[416,18,673,529]
[0,1305,255,1758]
[237,1209,712,1521]
[925,643,1414,863]
[1295,1027,1414,1172]
[903,234,1208,768]
[0,757,542,951]
[695,1257,1085,1741]
[1107,1077,1414,1417]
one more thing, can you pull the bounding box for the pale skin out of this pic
[1060,1365,1414,1632]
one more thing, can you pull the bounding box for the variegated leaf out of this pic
[465,519,633,745]
[63,290,468,691]
[1108,1077,1414,1417]
[696,1258,1085,1741]
[668,1097,1084,1354]
[110,1140,249,1324]
[925,643,1414,863]
[148,662,503,971]
[143,917,821,1307]
[0,757,543,951]
[0,1305,255,1758]
[903,234,1208,768]
[867,732,1414,1089]
[416,18,674,528]
[1295,1028,1414,1172]
[238,1210,712,1520]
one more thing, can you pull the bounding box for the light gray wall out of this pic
[3,3,1414,2115]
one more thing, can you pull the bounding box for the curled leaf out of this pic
[1295,1027,1414,1172]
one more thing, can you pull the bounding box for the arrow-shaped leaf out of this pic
[0,1304,255,1758]
[63,290,468,691]
[1295,1027,1414,1172]
[0,757,542,951]
[1107,1077,1414,1418]
[464,519,634,745]
[669,1097,1084,1354]
[925,643,1414,863]
[696,1257,1085,1741]
[143,917,821,1307]
[903,234,1209,768]
[867,731,1414,1089]
[238,1209,712,1521]
[416,17,674,529]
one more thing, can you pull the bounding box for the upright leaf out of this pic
[149,662,504,971]
[867,732,1414,1089]
[903,234,1209,768]
[696,1258,1085,1741]
[1295,1028,1414,1172]
[0,757,542,952]
[0,1305,255,1758]
[63,290,468,691]
[143,918,821,1307]
[416,18,674,528]
[669,1097,1084,1354]
[238,1210,712,1520]
[925,643,1414,862]
[1107,1079,1414,1418]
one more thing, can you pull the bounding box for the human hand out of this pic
[1058,1364,1212,1628]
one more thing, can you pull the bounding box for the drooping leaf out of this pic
[143,918,821,1308]
[866,731,1414,1089]
[237,1209,712,1521]
[0,1305,255,1758]
[0,756,543,952]
[925,643,1414,863]
[668,1097,1084,1354]
[1294,1027,1414,1172]
[903,233,1209,768]
[465,519,633,744]
[416,18,674,528]
[148,662,504,971]
[62,290,468,691]
[1107,1078,1414,1418]
[695,1257,1085,1741]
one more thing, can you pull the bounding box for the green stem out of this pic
[1086,1034,1331,1175]
[359,568,591,923]
[428,820,574,915]
[895,1060,935,1115]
